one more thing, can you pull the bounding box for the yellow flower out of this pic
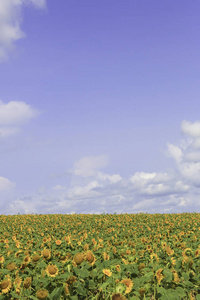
[0,275,12,294]
[0,256,4,264]
[156,268,163,285]
[66,275,77,285]
[6,262,16,271]
[138,263,145,271]
[112,293,127,300]
[103,252,110,260]
[23,255,31,265]
[73,253,84,265]
[172,269,180,283]
[139,287,146,297]
[64,283,70,295]
[166,245,174,256]
[116,264,121,272]
[120,278,133,294]
[103,269,112,277]
[46,264,59,277]
[32,254,41,263]
[55,239,62,245]
[23,277,32,289]
[183,248,192,257]
[14,276,22,295]
[36,289,49,299]
[85,250,96,265]
[41,249,51,259]
[195,249,200,257]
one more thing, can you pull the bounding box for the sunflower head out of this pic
[6,262,16,271]
[0,276,12,294]
[85,251,95,263]
[66,275,77,285]
[139,287,146,297]
[138,263,145,271]
[46,264,59,277]
[64,283,70,295]
[23,277,32,289]
[32,255,40,263]
[120,278,133,294]
[112,293,127,300]
[42,249,51,259]
[74,253,84,265]
[36,289,48,299]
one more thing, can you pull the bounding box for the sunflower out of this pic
[6,262,17,271]
[166,245,174,256]
[139,288,146,297]
[112,293,127,300]
[116,264,121,272]
[55,239,62,245]
[15,250,23,258]
[41,249,51,260]
[120,278,133,294]
[195,249,200,257]
[64,283,70,295]
[103,252,110,260]
[85,250,96,265]
[23,277,32,289]
[14,276,22,295]
[138,263,145,271]
[46,264,59,277]
[103,269,112,277]
[172,269,180,283]
[183,248,192,257]
[32,254,41,263]
[0,275,12,294]
[36,289,48,299]
[155,268,163,285]
[66,275,77,285]
[0,256,4,265]
[23,255,31,265]
[73,253,84,266]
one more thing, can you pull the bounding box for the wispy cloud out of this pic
[0,0,46,62]
[0,99,40,137]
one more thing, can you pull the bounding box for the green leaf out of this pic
[182,272,189,280]
[79,268,90,278]
[49,287,63,300]
[163,268,173,282]
[76,282,87,296]
[157,287,183,300]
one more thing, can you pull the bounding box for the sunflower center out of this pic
[43,250,50,258]
[49,266,57,274]
[36,289,48,299]
[1,280,9,289]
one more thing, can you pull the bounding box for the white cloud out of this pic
[0,176,15,191]
[0,99,40,137]
[181,120,200,138]
[72,155,108,177]
[0,0,46,61]
[167,143,182,163]
[97,171,122,183]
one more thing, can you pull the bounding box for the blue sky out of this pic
[1,0,200,214]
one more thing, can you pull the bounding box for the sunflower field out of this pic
[0,212,200,300]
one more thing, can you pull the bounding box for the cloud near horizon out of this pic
[0,0,46,61]
[5,120,200,215]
